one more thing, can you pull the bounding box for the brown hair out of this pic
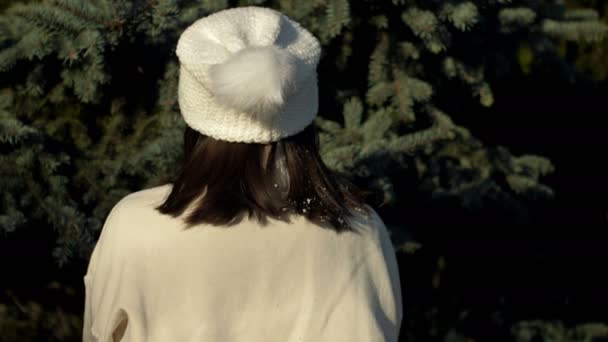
[155,123,371,233]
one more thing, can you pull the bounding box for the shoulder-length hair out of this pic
[155,123,371,233]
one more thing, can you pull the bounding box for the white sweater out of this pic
[82,184,403,342]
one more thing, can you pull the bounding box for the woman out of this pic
[82,6,403,342]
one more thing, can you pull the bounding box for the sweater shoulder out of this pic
[109,184,173,223]
[346,204,393,250]
[102,183,174,241]
[117,183,173,210]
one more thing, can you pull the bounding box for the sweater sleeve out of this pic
[320,213,404,342]
[82,244,99,342]
[82,200,127,342]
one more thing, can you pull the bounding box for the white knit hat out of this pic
[175,6,322,143]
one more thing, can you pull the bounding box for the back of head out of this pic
[156,6,371,233]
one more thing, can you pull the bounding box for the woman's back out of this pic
[83,183,402,342]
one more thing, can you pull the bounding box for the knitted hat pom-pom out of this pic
[208,45,297,116]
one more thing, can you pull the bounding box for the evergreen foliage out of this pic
[0,1,605,269]
[562,0,608,80]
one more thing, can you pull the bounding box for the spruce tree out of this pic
[0,0,606,269]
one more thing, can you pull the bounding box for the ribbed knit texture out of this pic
[175,6,322,143]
